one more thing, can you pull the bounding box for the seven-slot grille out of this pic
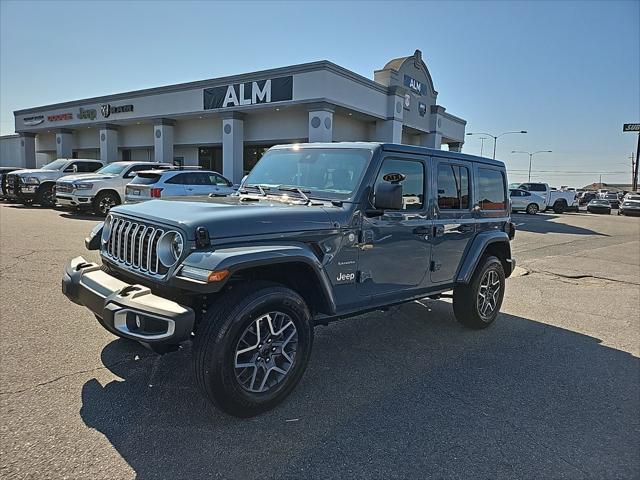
[56,183,74,193]
[103,216,169,276]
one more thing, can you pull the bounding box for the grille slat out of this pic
[103,216,169,277]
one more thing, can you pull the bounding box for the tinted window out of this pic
[212,174,230,186]
[374,159,424,210]
[478,168,506,210]
[165,173,190,185]
[74,162,101,173]
[509,190,521,197]
[521,183,546,192]
[124,164,154,178]
[130,172,161,185]
[437,164,470,209]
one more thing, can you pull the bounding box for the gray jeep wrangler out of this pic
[62,142,516,417]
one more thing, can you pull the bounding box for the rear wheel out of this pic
[35,184,55,207]
[453,255,505,329]
[193,281,313,417]
[553,200,567,214]
[93,191,120,216]
[526,203,539,215]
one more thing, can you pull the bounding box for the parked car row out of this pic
[0,159,234,215]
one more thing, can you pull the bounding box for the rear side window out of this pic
[130,172,161,185]
[165,173,190,185]
[437,164,470,209]
[478,168,506,210]
[374,158,425,210]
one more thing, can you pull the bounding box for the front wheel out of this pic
[35,184,55,207]
[93,191,120,216]
[193,281,313,417]
[453,256,505,329]
[526,203,539,215]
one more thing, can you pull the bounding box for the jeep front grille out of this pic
[103,216,168,276]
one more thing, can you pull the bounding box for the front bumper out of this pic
[62,256,195,345]
[56,193,94,208]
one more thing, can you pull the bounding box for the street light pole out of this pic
[511,150,553,182]
[466,131,528,159]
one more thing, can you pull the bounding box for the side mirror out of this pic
[72,164,78,173]
[374,182,403,211]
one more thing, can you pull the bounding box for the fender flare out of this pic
[455,231,512,284]
[176,243,337,314]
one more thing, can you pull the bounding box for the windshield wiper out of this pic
[241,184,270,196]
[277,185,311,204]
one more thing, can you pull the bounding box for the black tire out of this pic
[93,191,120,216]
[453,255,505,329]
[526,203,539,215]
[193,281,313,417]
[35,184,56,207]
[553,200,566,214]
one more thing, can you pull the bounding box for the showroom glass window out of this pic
[373,159,425,210]
[437,164,470,209]
[478,168,506,210]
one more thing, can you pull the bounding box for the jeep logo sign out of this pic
[203,76,293,110]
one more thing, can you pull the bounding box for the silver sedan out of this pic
[509,188,547,214]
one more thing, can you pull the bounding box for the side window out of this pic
[83,162,102,173]
[478,168,506,211]
[124,164,152,178]
[510,190,520,197]
[63,162,77,173]
[165,173,188,185]
[213,174,230,186]
[374,158,425,210]
[523,191,531,197]
[437,163,470,209]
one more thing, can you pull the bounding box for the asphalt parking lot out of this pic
[1,202,638,479]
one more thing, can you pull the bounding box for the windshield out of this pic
[41,159,68,170]
[243,147,372,200]
[96,163,127,175]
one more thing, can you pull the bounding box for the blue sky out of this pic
[1,0,638,186]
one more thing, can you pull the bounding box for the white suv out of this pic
[125,169,234,204]
[56,161,171,215]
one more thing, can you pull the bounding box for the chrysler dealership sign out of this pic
[204,76,293,110]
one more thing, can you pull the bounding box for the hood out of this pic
[110,195,340,240]
[58,173,113,183]
[11,168,62,182]
[11,168,58,176]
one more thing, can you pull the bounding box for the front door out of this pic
[357,156,432,298]
[431,159,476,284]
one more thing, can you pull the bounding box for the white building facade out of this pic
[8,50,466,183]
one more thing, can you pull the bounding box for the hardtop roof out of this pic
[269,142,506,168]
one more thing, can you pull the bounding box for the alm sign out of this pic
[203,76,293,110]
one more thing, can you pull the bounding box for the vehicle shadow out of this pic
[512,212,607,236]
[80,300,639,480]
[58,211,102,221]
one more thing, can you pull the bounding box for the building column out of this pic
[153,118,175,163]
[308,103,334,142]
[56,129,73,158]
[448,142,463,153]
[99,124,118,163]
[375,86,404,143]
[222,113,244,184]
[420,132,442,149]
[19,133,36,168]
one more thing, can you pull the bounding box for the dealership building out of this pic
[6,50,466,183]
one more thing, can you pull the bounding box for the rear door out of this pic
[431,158,476,284]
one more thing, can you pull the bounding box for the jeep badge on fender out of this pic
[62,142,516,418]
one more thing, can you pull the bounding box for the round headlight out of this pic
[101,215,112,244]
[158,231,184,267]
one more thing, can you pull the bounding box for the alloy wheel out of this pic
[477,269,501,320]
[527,204,538,214]
[99,196,116,214]
[234,311,298,393]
